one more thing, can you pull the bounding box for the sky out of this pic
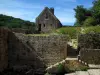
[0,0,94,25]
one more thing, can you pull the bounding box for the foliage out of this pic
[0,14,36,30]
[24,34,49,36]
[64,60,88,73]
[54,27,81,39]
[54,26,100,39]
[45,72,51,75]
[74,0,100,26]
[74,5,91,26]
[92,0,100,24]
[83,17,96,26]
[74,21,80,26]
[83,26,100,34]
[57,63,66,75]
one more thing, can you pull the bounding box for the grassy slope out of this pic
[54,26,100,39]
[53,26,100,48]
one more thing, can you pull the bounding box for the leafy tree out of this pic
[74,5,92,26]
[92,0,100,24]
[0,14,36,32]
[74,5,90,26]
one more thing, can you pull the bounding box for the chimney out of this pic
[50,8,54,15]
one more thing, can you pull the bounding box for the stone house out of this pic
[35,7,62,33]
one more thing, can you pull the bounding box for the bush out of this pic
[55,27,81,39]
[57,63,66,75]
[64,60,88,73]
[83,17,96,26]
[83,26,100,34]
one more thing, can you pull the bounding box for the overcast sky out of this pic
[0,0,94,25]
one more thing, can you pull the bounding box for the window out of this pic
[45,13,48,19]
[38,24,41,31]
[44,24,45,27]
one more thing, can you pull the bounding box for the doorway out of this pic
[38,24,41,31]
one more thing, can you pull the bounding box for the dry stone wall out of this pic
[78,33,100,64]
[0,28,9,72]
[0,28,46,74]
[80,49,100,64]
[78,33,100,49]
[0,28,67,73]
[15,34,67,66]
[8,32,46,73]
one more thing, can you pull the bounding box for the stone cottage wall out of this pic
[15,34,67,66]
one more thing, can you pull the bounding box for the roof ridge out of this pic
[36,7,61,23]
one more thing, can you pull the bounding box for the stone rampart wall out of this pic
[15,34,67,66]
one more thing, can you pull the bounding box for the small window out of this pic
[45,13,48,19]
[44,24,45,27]
[51,24,52,26]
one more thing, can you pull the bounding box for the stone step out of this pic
[88,69,100,75]
[65,73,76,75]
[65,58,78,61]
[89,64,100,68]
[75,71,89,75]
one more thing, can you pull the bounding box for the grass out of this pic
[53,26,100,39]
[24,34,50,36]
[53,27,81,39]
[64,60,88,73]
[82,26,100,34]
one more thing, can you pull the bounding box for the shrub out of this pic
[83,17,96,26]
[45,72,51,75]
[57,63,66,75]
[55,27,81,39]
[83,26,100,34]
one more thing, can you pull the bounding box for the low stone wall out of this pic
[0,28,46,74]
[8,32,46,73]
[78,33,100,64]
[0,27,67,73]
[15,34,68,66]
[80,49,100,64]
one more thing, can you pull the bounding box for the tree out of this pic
[92,0,100,24]
[74,5,92,26]
[0,14,36,30]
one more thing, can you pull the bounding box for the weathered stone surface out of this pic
[8,32,46,74]
[0,28,67,74]
[78,33,100,64]
[79,49,100,64]
[65,69,100,75]
[15,33,67,67]
[0,28,9,72]
[0,28,46,74]
[88,69,100,75]
[65,73,76,75]
[78,33,100,50]
[76,71,89,75]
